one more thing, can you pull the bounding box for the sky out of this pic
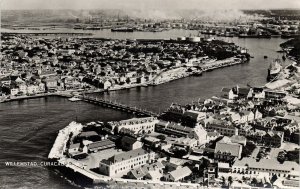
[1,0,300,10]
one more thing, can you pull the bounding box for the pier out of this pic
[82,96,158,117]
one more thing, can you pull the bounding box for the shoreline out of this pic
[46,58,298,189]
[0,57,246,104]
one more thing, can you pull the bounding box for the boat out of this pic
[68,96,82,102]
[111,27,134,32]
[264,56,268,59]
[267,59,282,81]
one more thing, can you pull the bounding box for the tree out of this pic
[126,78,131,84]
[228,176,233,186]
[251,178,258,186]
[271,174,278,184]
[157,134,166,141]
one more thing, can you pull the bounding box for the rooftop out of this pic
[233,158,299,172]
[104,148,149,164]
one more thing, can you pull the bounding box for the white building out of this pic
[232,158,298,178]
[165,166,192,182]
[110,117,158,134]
[99,148,155,177]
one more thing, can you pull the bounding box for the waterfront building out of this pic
[44,76,58,92]
[10,88,19,96]
[99,148,155,177]
[221,88,237,100]
[110,117,158,134]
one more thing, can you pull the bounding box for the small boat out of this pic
[264,56,268,59]
[68,96,82,102]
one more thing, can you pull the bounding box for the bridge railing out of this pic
[82,96,158,116]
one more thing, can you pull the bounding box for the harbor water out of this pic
[0,30,292,188]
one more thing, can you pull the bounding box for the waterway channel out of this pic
[0,29,292,188]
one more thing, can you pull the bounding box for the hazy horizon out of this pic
[2,0,300,10]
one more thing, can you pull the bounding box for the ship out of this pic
[68,96,82,102]
[111,27,134,32]
[267,59,282,81]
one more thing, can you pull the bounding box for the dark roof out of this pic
[121,136,138,145]
[221,88,231,93]
[87,139,115,150]
[238,88,250,95]
[79,131,98,138]
[183,111,200,120]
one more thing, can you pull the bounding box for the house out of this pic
[10,88,19,96]
[19,84,27,94]
[27,85,39,94]
[99,148,155,177]
[45,77,58,92]
[121,136,143,151]
[103,80,112,90]
[165,166,192,182]
[214,140,242,161]
[221,87,236,100]
[237,87,252,99]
